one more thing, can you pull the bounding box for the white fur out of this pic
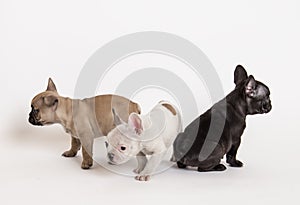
[106,101,182,181]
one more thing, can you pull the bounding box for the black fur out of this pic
[173,65,272,172]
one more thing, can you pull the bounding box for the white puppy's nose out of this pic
[108,153,115,161]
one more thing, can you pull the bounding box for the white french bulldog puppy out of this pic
[105,101,182,181]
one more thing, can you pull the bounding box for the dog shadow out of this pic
[6,114,69,149]
[3,112,116,175]
[3,112,180,177]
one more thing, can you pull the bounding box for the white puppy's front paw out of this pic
[135,175,151,181]
[133,167,143,174]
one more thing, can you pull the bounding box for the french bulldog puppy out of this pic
[106,101,182,181]
[28,78,140,169]
[172,65,272,172]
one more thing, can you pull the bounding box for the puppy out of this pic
[28,78,140,169]
[172,65,272,172]
[105,101,182,181]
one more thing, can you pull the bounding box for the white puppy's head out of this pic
[105,109,143,165]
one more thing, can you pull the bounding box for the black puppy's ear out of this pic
[245,75,257,97]
[234,65,248,85]
[112,108,124,126]
[46,78,57,92]
[44,95,58,111]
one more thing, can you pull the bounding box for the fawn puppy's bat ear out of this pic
[44,95,58,111]
[46,78,57,92]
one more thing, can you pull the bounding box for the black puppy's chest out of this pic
[222,105,247,151]
[228,122,246,143]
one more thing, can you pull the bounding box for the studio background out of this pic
[0,0,299,204]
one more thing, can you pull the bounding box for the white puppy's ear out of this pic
[112,108,125,126]
[128,113,143,135]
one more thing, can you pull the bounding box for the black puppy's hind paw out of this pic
[213,164,227,171]
[177,161,187,169]
[197,164,226,172]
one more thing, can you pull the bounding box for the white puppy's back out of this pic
[140,101,182,150]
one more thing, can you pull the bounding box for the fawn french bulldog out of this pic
[29,78,140,169]
[172,65,272,172]
[106,101,182,181]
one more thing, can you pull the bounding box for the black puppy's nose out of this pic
[108,153,115,161]
[263,101,272,112]
[267,103,272,111]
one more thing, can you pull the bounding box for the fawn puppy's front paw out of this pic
[81,159,93,169]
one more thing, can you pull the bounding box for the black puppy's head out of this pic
[234,65,272,115]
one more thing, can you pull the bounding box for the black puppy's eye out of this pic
[120,146,126,151]
[105,141,108,148]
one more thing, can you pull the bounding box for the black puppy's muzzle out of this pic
[28,107,43,126]
[261,100,272,113]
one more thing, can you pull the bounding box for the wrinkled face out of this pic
[246,81,272,115]
[28,91,59,126]
[105,125,140,165]
[29,78,59,126]
[234,65,272,115]
[106,110,143,165]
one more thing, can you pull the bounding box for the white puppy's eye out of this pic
[105,141,108,148]
[118,145,127,152]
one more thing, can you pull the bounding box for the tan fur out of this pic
[30,78,140,169]
[161,103,177,115]
[62,137,81,157]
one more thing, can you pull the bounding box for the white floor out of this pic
[1,118,298,205]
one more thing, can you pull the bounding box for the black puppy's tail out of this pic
[170,132,187,162]
[170,154,176,162]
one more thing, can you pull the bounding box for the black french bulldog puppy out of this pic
[172,65,272,172]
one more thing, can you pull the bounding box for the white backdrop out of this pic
[0,0,299,204]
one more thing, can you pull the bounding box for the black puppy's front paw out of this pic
[228,160,243,167]
[226,155,243,167]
